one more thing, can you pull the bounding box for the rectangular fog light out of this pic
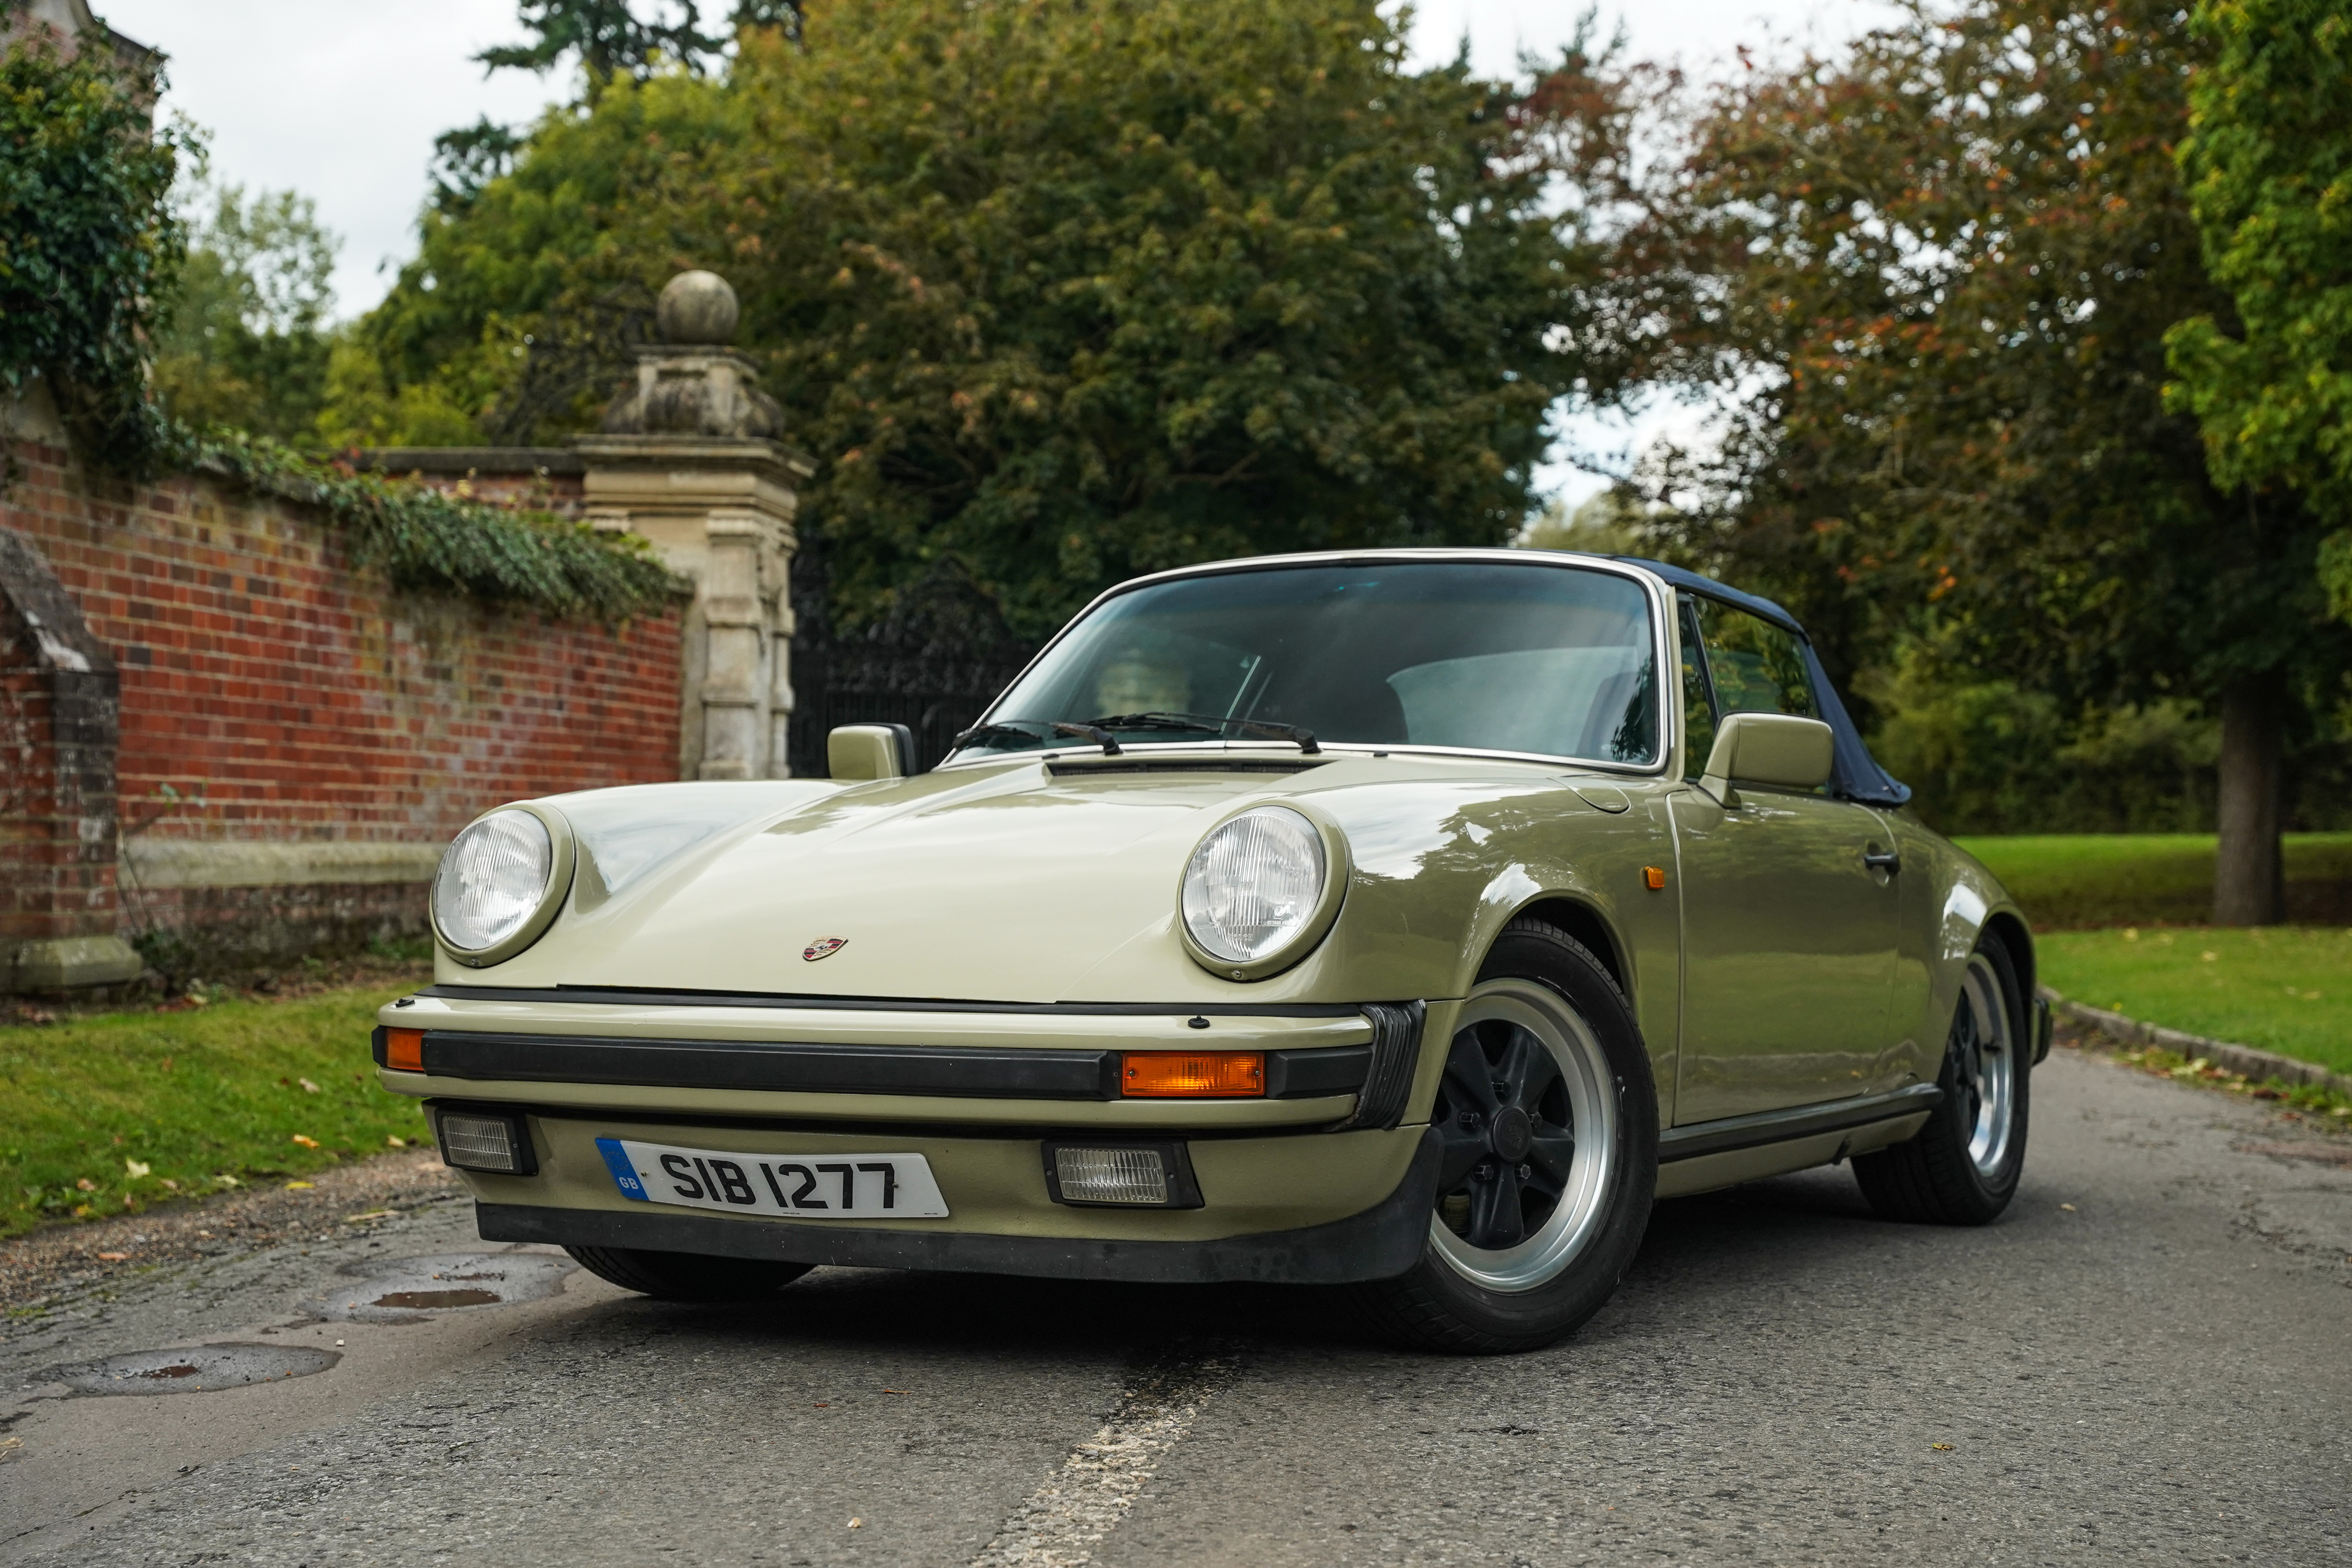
[434,1109,537,1176]
[1044,1141,1201,1209]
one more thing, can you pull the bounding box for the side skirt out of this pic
[1652,1083,1941,1201]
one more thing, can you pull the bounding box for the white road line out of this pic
[970,1344,1240,1567]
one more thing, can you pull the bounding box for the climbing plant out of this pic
[0,11,187,474]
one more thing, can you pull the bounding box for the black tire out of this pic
[1353,917,1659,1355]
[1853,935,2030,1225]
[565,1244,814,1301]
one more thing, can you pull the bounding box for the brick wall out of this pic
[0,428,683,977]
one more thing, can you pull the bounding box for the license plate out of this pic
[595,1137,949,1220]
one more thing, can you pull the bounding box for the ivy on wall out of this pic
[173,428,682,626]
[0,10,680,623]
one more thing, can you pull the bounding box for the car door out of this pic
[1668,593,1902,1122]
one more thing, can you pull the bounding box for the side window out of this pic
[1694,599,1818,720]
[1678,594,1717,781]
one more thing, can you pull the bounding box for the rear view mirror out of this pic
[1700,712,1834,800]
[828,723,915,781]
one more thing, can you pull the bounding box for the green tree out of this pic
[152,179,338,440]
[338,0,1644,641]
[2166,0,2352,611]
[1628,0,2348,922]
[0,15,186,472]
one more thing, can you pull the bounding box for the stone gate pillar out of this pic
[573,271,813,779]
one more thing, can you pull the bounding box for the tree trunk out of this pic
[2214,674,2286,926]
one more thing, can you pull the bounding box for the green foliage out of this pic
[0,20,187,473]
[167,425,682,623]
[477,0,798,89]
[320,68,741,447]
[340,0,1644,639]
[1862,639,2221,834]
[1626,0,2347,721]
[0,983,430,1240]
[152,180,338,441]
[2166,0,2352,606]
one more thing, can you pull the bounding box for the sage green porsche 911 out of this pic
[376,550,2045,1353]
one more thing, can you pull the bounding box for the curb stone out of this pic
[2037,984,2352,1097]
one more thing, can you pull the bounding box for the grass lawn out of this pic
[2036,925,2352,1076]
[1953,832,2352,931]
[0,983,429,1242]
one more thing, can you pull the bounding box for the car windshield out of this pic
[955,561,1659,765]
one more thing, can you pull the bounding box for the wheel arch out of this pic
[1505,895,1630,999]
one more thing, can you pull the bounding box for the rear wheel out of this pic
[1354,918,1657,1354]
[565,1245,813,1301]
[1852,938,2029,1225]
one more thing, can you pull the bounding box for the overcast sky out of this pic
[95,0,1900,496]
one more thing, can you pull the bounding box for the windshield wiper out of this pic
[1082,711,1322,755]
[950,719,1057,750]
[1052,722,1124,755]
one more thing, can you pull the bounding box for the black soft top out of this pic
[1617,557,1912,809]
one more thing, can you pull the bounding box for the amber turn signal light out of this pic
[1642,865,1668,891]
[385,1027,424,1073]
[1120,1051,1265,1098]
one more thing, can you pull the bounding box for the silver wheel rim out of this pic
[1427,978,1618,1294]
[1955,953,2016,1177]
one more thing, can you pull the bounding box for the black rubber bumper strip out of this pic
[416,1029,1373,1103]
[478,1125,1443,1286]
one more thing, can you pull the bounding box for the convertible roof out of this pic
[1612,557,1806,636]
[1614,556,1913,809]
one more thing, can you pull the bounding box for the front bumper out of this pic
[376,989,1446,1284]
[479,1125,1443,1285]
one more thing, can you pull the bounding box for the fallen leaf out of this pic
[212,1174,240,1188]
[160,1178,178,1191]
[2059,1203,2076,1212]
[343,1210,393,1224]
[883,1388,910,1394]
[298,1078,320,1094]
[290,1134,320,1149]
[1931,1443,1954,1451]
[848,1519,863,1530]
[125,1159,150,1178]
[74,1178,96,1192]
[96,1251,128,1261]
[386,1136,408,1149]
[284,1181,314,1190]
[2201,951,2218,962]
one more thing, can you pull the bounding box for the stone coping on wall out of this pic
[343,448,585,478]
[122,839,444,890]
[2040,984,2352,1096]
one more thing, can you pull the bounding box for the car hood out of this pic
[482,758,1339,1002]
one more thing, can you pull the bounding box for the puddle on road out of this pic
[47,1343,340,1397]
[309,1252,575,1322]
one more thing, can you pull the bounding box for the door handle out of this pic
[1863,846,1901,873]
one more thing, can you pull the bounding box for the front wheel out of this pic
[565,1245,813,1301]
[1851,937,2029,1225]
[1353,918,1658,1355]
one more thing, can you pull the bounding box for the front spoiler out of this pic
[478,1124,1444,1286]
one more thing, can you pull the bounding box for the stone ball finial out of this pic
[657,270,739,345]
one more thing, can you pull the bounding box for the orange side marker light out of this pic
[1642,866,1668,891]
[1121,1051,1266,1098]
[385,1027,424,1073]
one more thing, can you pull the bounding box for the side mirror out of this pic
[1700,712,1835,801]
[828,722,915,781]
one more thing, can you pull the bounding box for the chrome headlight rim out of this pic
[430,802,576,969]
[1176,802,1350,983]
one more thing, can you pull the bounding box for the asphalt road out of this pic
[4,1046,2347,1567]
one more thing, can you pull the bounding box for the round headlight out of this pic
[433,809,555,954]
[1181,806,1329,969]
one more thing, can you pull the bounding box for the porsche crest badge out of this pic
[802,936,848,962]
